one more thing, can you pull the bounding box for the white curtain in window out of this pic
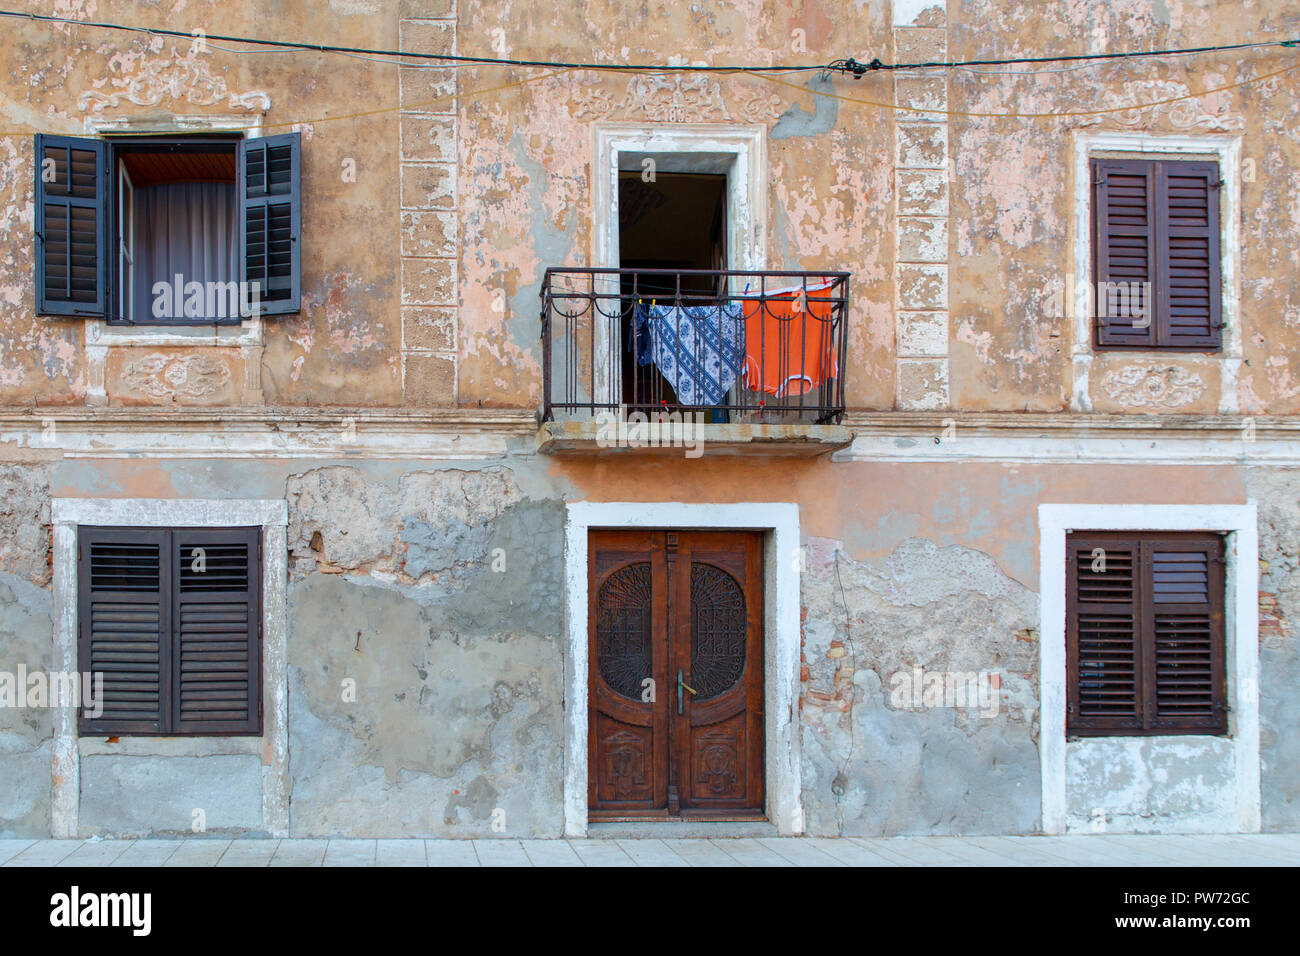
[133,181,238,322]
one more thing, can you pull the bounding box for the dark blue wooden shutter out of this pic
[78,527,170,735]
[172,528,262,735]
[238,132,300,316]
[35,134,106,316]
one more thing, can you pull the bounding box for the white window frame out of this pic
[588,124,767,408]
[50,497,289,838]
[1038,502,1259,834]
[82,114,267,349]
[1070,132,1243,413]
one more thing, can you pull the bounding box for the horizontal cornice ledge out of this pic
[837,411,1300,465]
[0,405,539,460]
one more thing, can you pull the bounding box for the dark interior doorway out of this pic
[617,171,727,412]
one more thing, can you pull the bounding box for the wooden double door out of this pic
[589,530,764,819]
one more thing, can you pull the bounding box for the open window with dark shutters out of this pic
[35,132,301,324]
[1091,157,1223,351]
[1066,531,1227,736]
[77,526,262,736]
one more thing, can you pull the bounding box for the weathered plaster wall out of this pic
[556,455,1253,835]
[799,536,1040,835]
[2,0,1298,416]
[0,0,403,407]
[1064,736,1237,833]
[455,0,896,409]
[0,571,53,837]
[949,0,1300,414]
[1247,468,1300,830]
[0,463,52,837]
[283,465,566,837]
[0,450,1294,836]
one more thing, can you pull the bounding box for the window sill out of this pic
[77,735,261,758]
[86,316,262,348]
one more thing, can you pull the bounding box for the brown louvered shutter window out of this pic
[79,527,262,737]
[1092,158,1222,351]
[1148,535,1226,732]
[1067,531,1226,736]
[1092,159,1157,348]
[1157,162,1222,349]
[1067,535,1142,732]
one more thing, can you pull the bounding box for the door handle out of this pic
[677,670,697,714]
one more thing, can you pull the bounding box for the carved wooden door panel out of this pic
[672,531,764,814]
[589,530,763,819]
[589,531,669,815]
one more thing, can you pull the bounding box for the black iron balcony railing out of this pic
[541,268,848,425]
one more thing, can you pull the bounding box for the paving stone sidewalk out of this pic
[1,834,1297,867]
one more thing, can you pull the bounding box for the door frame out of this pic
[589,124,767,410]
[564,502,801,836]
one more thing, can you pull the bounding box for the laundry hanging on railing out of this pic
[738,279,840,398]
[633,301,745,406]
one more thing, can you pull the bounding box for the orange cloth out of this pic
[740,281,839,397]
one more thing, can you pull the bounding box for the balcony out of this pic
[539,268,851,456]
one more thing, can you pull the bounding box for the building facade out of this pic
[0,0,1297,839]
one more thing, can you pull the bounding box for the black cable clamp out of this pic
[834,57,881,79]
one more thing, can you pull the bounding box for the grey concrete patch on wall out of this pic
[0,463,51,586]
[1065,736,1235,833]
[799,537,1040,836]
[79,754,263,836]
[1246,468,1300,829]
[286,465,523,580]
[0,571,54,836]
[771,75,839,140]
[286,493,566,836]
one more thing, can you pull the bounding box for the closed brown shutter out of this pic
[78,526,261,737]
[1156,162,1222,349]
[1092,159,1157,348]
[172,528,262,735]
[1067,531,1226,736]
[1147,535,1226,732]
[79,528,170,735]
[1067,534,1143,733]
[1092,158,1222,351]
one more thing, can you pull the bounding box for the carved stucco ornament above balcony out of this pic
[570,72,781,124]
[78,47,271,113]
[1099,364,1207,409]
[120,353,233,401]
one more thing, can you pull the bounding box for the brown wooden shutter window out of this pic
[1066,531,1226,736]
[1092,158,1222,352]
[78,526,262,737]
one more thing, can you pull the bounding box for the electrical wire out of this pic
[0,9,1292,135]
[1,7,1296,73]
[751,59,1300,120]
[0,8,824,72]
[829,36,1300,75]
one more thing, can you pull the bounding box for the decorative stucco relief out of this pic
[77,47,271,113]
[1099,364,1207,409]
[119,353,233,400]
[570,73,782,124]
[1082,80,1244,131]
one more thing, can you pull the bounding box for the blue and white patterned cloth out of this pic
[633,302,745,406]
